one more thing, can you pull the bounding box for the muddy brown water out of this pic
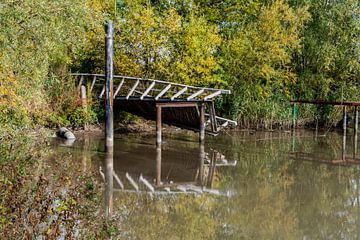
[41,129,360,238]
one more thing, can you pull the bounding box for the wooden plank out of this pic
[155,84,172,100]
[204,90,222,101]
[187,89,204,101]
[126,79,140,99]
[290,100,360,107]
[156,102,199,108]
[171,87,188,100]
[140,81,156,100]
[113,77,125,98]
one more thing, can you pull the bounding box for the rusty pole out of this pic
[105,21,114,150]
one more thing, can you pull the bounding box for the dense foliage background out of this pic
[0,0,359,136]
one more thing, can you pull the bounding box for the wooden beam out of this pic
[187,89,204,101]
[140,81,156,100]
[126,79,140,99]
[155,84,172,100]
[113,77,125,98]
[171,87,188,100]
[156,102,199,108]
[204,90,222,101]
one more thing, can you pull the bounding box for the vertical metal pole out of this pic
[199,103,205,143]
[292,103,297,129]
[156,145,161,186]
[105,21,114,150]
[156,105,162,145]
[104,149,114,218]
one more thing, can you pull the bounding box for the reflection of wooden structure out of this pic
[100,147,236,196]
[289,131,360,166]
[72,73,237,143]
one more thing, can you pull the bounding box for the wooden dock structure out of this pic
[73,73,237,143]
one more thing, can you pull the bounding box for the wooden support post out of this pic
[354,106,358,132]
[81,85,87,109]
[292,103,297,129]
[81,85,88,130]
[199,103,205,143]
[156,105,162,145]
[105,21,114,150]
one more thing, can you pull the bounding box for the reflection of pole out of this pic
[343,106,347,136]
[353,106,358,158]
[156,145,161,186]
[354,131,358,159]
[198,143,205,185]
[105,21,114,150]
[315,117,318,140]
[291,129,296,152]
[104,148,113,218]
[207,151,216,188]
[342,132,346,161]
[292,103,297,129]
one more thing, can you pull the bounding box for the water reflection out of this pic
[101,142,235,198]
[104,148,113,218]
[290,130,360,165]
[51,130,360,238]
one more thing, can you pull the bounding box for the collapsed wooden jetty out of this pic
[73,73,237,143]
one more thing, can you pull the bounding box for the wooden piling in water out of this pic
[354,106,358,132]
[156,106,162,145]
[105,21,114,149]
[199,103,205,143]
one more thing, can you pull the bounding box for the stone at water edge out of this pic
[56,127,76,140]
